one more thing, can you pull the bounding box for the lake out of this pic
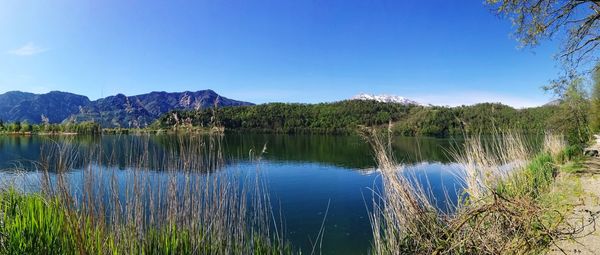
[0,134,465,255]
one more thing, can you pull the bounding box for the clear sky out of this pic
[0,0,563,107]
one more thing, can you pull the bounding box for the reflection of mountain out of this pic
[0,135,226,173]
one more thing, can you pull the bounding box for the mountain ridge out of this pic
[0,90,253,127]
[351,93,422,105]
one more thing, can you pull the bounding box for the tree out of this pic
[487,0,600,67]
[550,78,591,145]
[487,0,600,96]
[591,63,600,132]
[20,121,32,133]
[8,121,21,133]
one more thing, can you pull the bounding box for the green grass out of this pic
[0,190,76,255]
[494,152,556,198]
[537,174,583,229]
[0,135,293,255]
[0,189,290,255]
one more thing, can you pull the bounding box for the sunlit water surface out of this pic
[0,134,466,255]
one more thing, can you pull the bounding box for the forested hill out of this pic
[153,100,562,137]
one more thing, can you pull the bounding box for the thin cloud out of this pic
[8,42,47,56]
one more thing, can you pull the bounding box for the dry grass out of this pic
[544,132,568,158]
[1,135,290,254]
[362,128,574,254]
[360,128,443,254]
[450,132,533,201]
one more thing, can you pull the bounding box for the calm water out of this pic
[0,134,465,254]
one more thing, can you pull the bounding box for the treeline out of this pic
[153,101,412,134]
[392,103,559,137]
[0,120,101,135]
[152,100,561,137]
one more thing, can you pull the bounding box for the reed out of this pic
[449,132,533,201]
[360,128,444,254]
[0,134,291,254]
[543,133,567,157]
[363,128,573,254]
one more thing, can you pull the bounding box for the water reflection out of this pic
[0,134,465,255]
[0,134,460,171]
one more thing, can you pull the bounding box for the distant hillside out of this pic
[0,91,90,123]
[0,90,253,127]
[154,100,560,137]
[544,99,562,107]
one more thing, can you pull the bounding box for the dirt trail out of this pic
[550,136,600,255]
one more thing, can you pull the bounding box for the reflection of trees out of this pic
[1,134,460,172]
[1,135,226,173]
[221,134,376,168]
[220,134,456,169]
[390,136,459,165]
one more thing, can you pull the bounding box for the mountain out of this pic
[0,91,90,123]
[543,99,562,107]
[351,93,421,105]
[0,91,36,119]
[0,90,253,127]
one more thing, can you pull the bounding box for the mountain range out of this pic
[351,93,421,105]
[0,90,253,127]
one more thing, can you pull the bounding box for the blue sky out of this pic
[0,0,562,107]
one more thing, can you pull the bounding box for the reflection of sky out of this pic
[0,159,465,255]
[0,170,43,192]
[0,135,466,255]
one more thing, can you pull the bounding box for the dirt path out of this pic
[550,136,600,255]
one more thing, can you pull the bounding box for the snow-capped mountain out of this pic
[351,93,421,105]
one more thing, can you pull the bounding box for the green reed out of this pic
[0,134,292,255]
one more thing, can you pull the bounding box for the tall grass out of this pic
[0,135,291,254]
[544,133,568,158]
[362,129,442,254]
[450,132,533,201]
[363,128,571,254]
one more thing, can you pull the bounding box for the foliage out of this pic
[0,121,102,135]
[6,121,21,133]
[548,78,591,145]
[152,100,413,134]
[590,63,600,132]
[153,101,562,137]
[486,0,600,69]
[392,103,558,137]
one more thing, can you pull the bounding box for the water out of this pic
[0,134,465,254]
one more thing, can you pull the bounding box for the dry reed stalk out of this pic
[30,134,285,254]
[360,127,441,255]
[543,132,567,157]
[450,132,533,201]
[364,129,568,254]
